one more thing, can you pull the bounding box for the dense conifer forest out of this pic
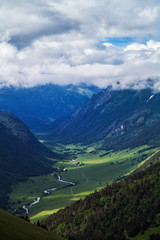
[45,160,160,240]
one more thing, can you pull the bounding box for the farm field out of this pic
[8,144,158,223]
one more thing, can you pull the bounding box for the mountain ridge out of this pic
[48,88,160,150]
[0,84,100,131]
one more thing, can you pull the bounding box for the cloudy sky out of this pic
[0,0,160,90]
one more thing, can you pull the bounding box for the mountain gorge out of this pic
[48,88,160,150]
[1,87,160,240]
[42,87,160,239]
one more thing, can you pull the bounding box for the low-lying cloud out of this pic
[0,0,160,90]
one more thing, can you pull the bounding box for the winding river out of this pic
[22,173,75,215]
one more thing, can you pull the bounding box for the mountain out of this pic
[0,84,100,131]
[45,154,160,240]
[0,111,57,209]
[66,84,101,98]
[0,209,65,240]
[48,88,160,150]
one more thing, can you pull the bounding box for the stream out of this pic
[22,173,75,215]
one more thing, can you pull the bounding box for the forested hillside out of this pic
[45,156,160,240]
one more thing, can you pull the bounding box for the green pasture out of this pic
[9,174,67,209]
[8,144,158,223]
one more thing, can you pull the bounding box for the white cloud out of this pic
[0,0,160,90]
[0,42,17,59]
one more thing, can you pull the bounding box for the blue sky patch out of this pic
[101,37,135,46]
[101,37,151,47]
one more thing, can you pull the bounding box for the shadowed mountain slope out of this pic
[0,111,57,209]
[0,84,100,131]
[48,89,160,150]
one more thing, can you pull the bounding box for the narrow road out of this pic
[79,169,88,185]
[70,169,88,199]
[70,187,77,199]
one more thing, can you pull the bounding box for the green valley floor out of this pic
[8,144,159,223]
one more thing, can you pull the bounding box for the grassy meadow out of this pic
[8,144,158,223]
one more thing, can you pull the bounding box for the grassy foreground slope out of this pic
[45,151,160,240]
[0,209,65,240]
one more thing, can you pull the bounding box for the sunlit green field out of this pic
[8,144,158,223]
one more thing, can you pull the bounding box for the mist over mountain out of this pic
[48,88,160,150]
[0,84,100,131]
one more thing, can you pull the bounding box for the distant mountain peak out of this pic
[0,84,101,131]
